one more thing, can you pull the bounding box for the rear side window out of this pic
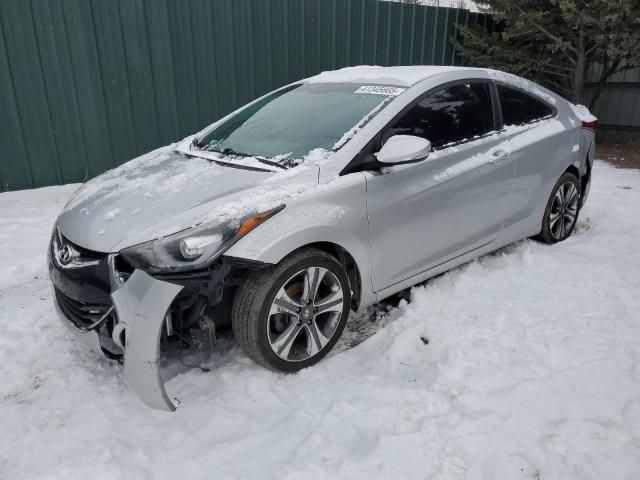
[497,84,553,127]
[384,82,494,150]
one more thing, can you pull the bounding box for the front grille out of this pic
[54,288,114,331]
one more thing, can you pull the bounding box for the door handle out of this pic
[489,150,510,165]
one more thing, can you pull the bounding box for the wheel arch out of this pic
[227,224,372,308]
[529,159,583,240]
[564,163,580,182]
[287,241,363,312]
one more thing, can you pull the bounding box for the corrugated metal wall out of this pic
[0,0,488,191]
[586,65,640,130]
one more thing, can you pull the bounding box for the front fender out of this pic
[224,173,375,309]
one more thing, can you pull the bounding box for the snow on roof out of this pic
[486,69,558,105]
[306,65,475,87]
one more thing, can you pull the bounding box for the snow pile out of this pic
[2,162,640,479]
[102,208,121,222]
[570,104,598,123]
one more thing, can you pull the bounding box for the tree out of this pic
[456,0,640,108]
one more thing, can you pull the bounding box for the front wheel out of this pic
[535,171,581,244]
[232,248,351,372]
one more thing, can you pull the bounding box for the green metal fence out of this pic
[0,0,488,191]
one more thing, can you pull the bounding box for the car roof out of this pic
[305,65,480,87]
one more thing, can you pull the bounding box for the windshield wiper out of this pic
[255,157,289,170]
[203,145,289,170]
[187,143,289,171]
[203,145,250,157]
[220,147,250,157]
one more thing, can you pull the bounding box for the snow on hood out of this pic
[306,65,473,87]
[58,143,330,252]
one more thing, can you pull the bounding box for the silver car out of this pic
[49,66,597,411]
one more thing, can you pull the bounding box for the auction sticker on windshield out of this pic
[355,86,406,96]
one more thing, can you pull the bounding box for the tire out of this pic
[232,248,351,372]
[535,171,581,244]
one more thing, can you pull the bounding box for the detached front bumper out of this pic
[113,270,183,411]
[49,228,243,411]
[54,269,183,411]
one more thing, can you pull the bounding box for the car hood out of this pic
[58,146,319,252]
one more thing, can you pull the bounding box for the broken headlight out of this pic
[120,206,284,273]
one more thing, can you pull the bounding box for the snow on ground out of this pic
[1,161,640,479]
[0,184,80,290]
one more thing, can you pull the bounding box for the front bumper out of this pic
[113,270,183,411]
[49,228,195,412]
[53,269,183,411]
[49,227,245,411]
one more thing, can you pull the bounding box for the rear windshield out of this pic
[197,83,399,163]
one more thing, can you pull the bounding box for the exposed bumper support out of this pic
[111,269,183,411]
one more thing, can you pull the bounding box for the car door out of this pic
[494,83,576,229]
[365,80,516,292]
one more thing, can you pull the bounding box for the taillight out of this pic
[581,120,598,133]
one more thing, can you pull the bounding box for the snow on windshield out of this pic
[196,82,394,162]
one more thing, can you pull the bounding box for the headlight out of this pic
[121,206,284,273]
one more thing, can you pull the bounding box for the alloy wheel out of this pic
[266,267,345,362]
[549,181,579,240]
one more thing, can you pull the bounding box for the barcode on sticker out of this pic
[355,86,406,97]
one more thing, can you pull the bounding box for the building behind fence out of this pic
[0,0,491,191]
[587,65,640,140]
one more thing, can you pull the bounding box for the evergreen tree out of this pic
[456,0,640,107]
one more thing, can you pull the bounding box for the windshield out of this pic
[197,83,399,163]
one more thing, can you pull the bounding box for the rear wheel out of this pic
[536,172,581,244]
[232,248,351,372]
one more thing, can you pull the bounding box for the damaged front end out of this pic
[49,227,256,411]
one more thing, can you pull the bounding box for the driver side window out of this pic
[385,82,494,150]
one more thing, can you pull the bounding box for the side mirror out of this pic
[376,135,432,165]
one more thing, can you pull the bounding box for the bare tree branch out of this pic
[540,69,573,79]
